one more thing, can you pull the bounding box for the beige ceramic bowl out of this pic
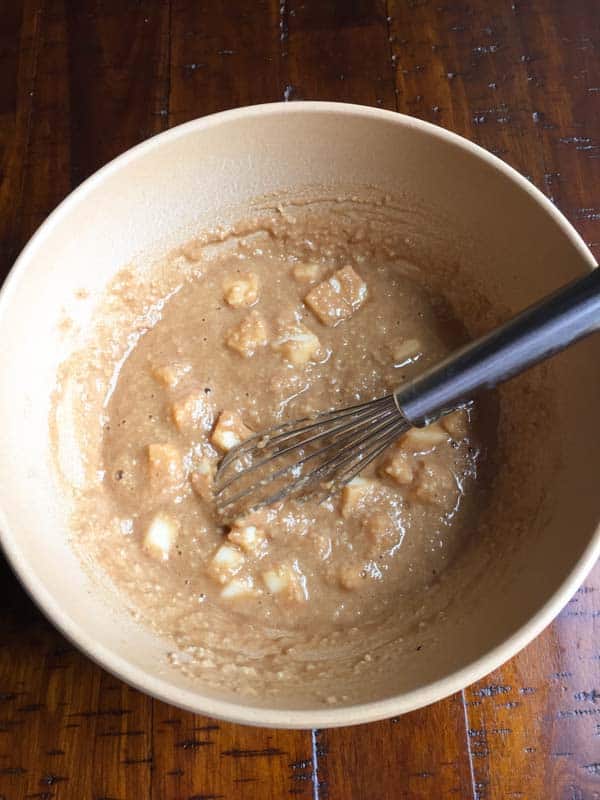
[0,103,599,728]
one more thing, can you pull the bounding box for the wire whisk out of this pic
[215,395,408,519]
[216,268,600,520]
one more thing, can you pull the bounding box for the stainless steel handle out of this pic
[394,267,600,426]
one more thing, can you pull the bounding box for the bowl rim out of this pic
[1,100,599,729]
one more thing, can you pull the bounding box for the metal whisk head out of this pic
[215,394,408,519]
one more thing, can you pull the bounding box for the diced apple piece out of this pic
[147,443,184,488]
[223,271,259,308]
[262,569,286,593]
[340,477,379,518]
[227,521,267,555]
[151,362,191,389]
[211,410,253,452]
[208,543,245,584]
[181,239,204,262]
[171,390,213,433]
[413,463,458,505]
[143,512,179,561]
[401,423,449,450]
[338,563,365,590]
[315,534,332,560]
[221,575,255,599]
[272,322,322,366]
[262,563,307,601]
[292,263,321,283]
[225,310,268,357]
[190,456,216,501]
[380,447,414,486]
[363,511,397,547]
[440,409,469,440]
[304,265,367,326]
[391,338,422,365]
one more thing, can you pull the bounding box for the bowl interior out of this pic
[0,104,598,727]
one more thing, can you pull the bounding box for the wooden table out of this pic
[1,1,599,797]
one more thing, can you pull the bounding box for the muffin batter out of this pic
[55,197,549,703]
[102,247,484,630]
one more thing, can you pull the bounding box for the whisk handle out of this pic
[394,267,600,426]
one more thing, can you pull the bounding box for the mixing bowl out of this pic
[0,102,598,728]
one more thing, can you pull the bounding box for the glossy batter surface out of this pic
[58,199,543,704]
[103,243,484,628]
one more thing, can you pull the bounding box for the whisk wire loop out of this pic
[215,394,407,518]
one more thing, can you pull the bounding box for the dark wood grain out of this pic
[169,0,282,123]
[65,0,171,186]
[463,578,600,800]
[320,699,475,799]
[0,0,599,798]
[0,0,42,273]
[151,701,312,799]
[283,0,396,108]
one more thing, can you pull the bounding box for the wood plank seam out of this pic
[462,689,478,800]
[384,0,399,114]
[311,728,320,800]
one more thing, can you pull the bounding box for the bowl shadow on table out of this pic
[0,553,47,631]
[0,553,82,676]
